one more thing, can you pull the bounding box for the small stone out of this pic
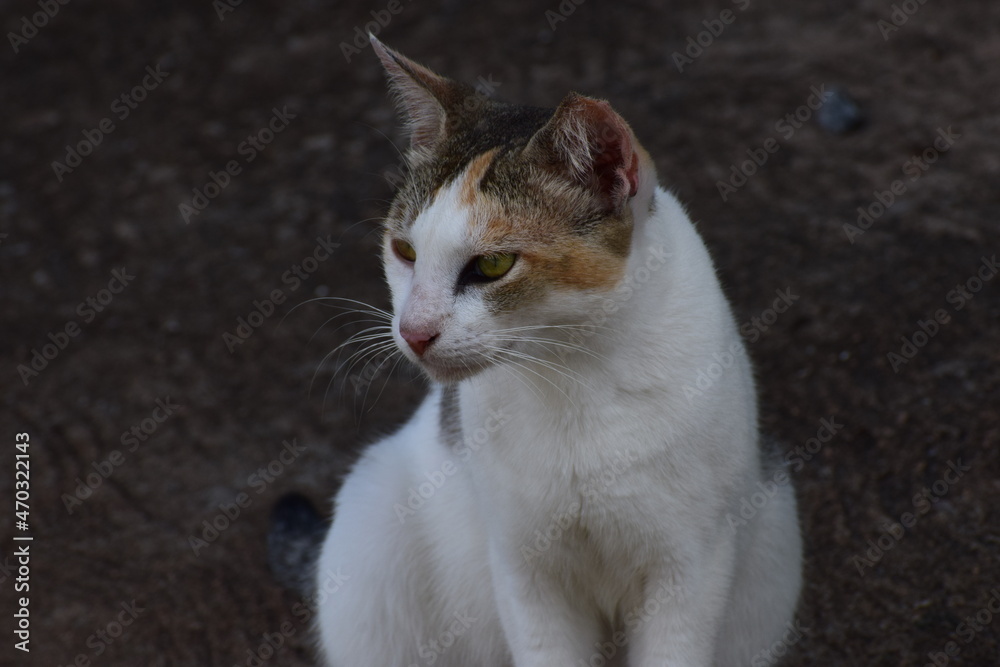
[817,87,865,134]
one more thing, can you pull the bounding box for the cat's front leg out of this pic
[626,549,735,667]
[490,550,602,666]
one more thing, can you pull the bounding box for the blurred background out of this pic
[2,0,999,664]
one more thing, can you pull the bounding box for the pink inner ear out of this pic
[567,97,640,210]
[590,127,639,205]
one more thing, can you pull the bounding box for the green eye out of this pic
[393,239,416,262]
[474,253,516,280]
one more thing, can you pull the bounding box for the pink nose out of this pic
[401,329,439,356]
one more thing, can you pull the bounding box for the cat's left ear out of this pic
[525,93,641,213]
[370,35,463,152]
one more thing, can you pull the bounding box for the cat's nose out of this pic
[401,328,439,356]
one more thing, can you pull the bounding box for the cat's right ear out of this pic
[370,35,456,152]
[524,93,642,214]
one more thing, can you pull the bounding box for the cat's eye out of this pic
[393,239,417,263]
[473,253,517,280]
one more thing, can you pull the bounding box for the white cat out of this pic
[314,35,802,666]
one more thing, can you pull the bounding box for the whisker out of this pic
[368,352,409,414]
[488,334,610,364]
[359,347,404,413]
[310,329,393,399]
[485,344,592,389]
[324,339,397,412]
[482,345,584,408]
[309,316,392,344]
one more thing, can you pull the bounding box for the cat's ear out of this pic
[370,35,458,151]
[526,93,641,212]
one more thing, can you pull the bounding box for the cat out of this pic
[312,35,803,667]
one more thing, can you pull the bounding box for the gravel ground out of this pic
[2,1,999,665]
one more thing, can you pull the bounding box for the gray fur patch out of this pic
[439,383,463,449]
[386,100,555,233]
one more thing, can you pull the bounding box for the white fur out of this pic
[316,169,802,665]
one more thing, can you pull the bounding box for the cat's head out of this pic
[371,36,656,383]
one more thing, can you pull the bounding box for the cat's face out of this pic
[372,37,652,383]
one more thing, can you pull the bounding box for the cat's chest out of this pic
[473,441,671,557]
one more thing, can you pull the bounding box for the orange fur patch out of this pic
[455,161,632,313]
[458,149,501,208]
